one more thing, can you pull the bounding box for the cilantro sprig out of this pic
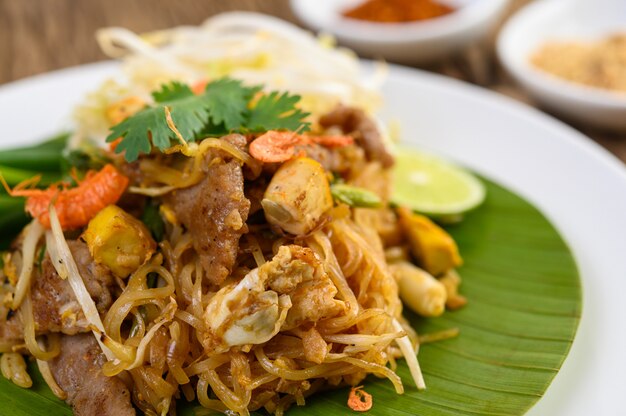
[106,78,310,162]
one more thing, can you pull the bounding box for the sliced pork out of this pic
[49,334,135,416]
[319,105,394,168]
[165,135,250,285]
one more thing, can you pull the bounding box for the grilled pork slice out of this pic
[49,334,135,416]
[0,240,115,342]
[165,135,251,286]
[319,105,394,168]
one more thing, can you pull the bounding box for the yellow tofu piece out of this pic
[262,157,333,235]
[82,205,156,278]
[397,207,462,276]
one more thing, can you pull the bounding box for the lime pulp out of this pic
[391,147,486,217]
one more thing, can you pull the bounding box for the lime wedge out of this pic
[391,147,486,218]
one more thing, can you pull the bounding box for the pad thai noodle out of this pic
[0,13,466,416]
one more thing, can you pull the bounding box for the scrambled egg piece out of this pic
[202,245,344,353]
[265,245,345,330]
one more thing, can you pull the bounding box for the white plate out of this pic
[1,62,625,414]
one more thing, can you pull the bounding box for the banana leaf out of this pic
[0,179,581,415]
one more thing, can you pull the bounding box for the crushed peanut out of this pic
[531,34,626,93]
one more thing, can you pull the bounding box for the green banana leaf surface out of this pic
[0,178,581,416]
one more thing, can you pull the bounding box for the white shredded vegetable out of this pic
[392,318,426,390]
[73,12,386,148]
[11,220,44,310]
[46,206,115,361]
[36,337,67,400]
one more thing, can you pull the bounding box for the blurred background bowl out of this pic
[498,0,626,132]
[290,0,510,65]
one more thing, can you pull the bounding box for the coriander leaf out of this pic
[152,81,194,102]
[107,106,167,161]
[107,78,309,162]
[141,201,164,242]
[63,146,110,172]
[247,91,310,132]
[107,93,212,161]
[204,78,260,130]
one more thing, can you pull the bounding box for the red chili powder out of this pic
[342,0,455,23]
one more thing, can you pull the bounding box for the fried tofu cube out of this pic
[397,207,462,276]
[82,205,155,278]
[262,157,333,235]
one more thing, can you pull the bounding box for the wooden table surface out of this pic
[1,0,625,162]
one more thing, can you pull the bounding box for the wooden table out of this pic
[1,0,624,162]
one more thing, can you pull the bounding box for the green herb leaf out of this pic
[152,81,194,102]
[62,146,110,172]
[107,78,309,162]
[204,78,260,130]
[35,244,46,273]
[146,273,159,289]
[247,91,310,132]
[107,92,210,161]
[330,183,382,208]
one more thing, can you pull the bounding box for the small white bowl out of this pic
[290,0,510,65]
[498,0,626,131]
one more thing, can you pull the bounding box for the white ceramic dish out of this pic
[291,0,510,65]
[498,0,626,131]
[1,62,626,414]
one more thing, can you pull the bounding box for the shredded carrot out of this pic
[348,386,373,412]
[249,130,354,163]
[109,137,123,152]
[192,80,209,95]
[1,164,129,230]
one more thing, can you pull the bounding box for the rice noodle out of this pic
[184,354,230,377]
[205,369,248,415]
[325,355,403,394]
[323,331,404,346]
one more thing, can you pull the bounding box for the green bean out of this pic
[0,132,70,249]
[330,183,383,208]
[30,131,70,151]
[0,149,63,171]
[0,132,69,172]
[0,201,28,250]
[0,165,63,187]
[0,195,24,209]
